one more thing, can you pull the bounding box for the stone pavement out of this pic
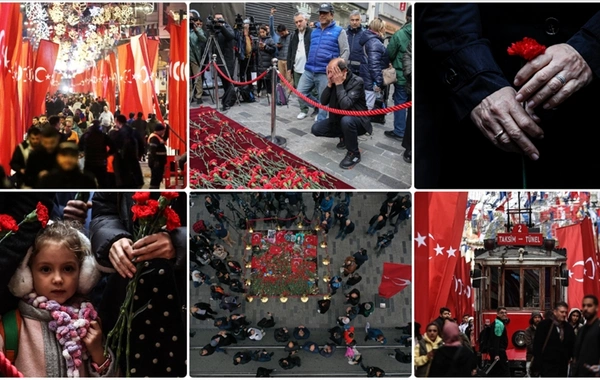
[190,83,411,189]
[189,192,412,376]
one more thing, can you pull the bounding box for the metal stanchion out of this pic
[212,54,219,111]
[264,58,286,147]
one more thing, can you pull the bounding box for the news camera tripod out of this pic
[199,33,241,110]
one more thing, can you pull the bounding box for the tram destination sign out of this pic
[496,224,544,246]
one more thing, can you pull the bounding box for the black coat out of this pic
[359,30,389,90]
[346,26,366,75]
[428,345,477,377]
[572,319,600,376]
[532,318,576,377]
[287,27,313,74]
[256,36,276,72]
[214,23,236,74]
[79,127,114,168]
[37,168,97,189]
[320,71,372,134]
[24,148,57,188]
[415,4,600,188]
[110,125,144,188]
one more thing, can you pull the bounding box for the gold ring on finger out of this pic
[494,130,505,140]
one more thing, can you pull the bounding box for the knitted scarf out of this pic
[27,293,98,377]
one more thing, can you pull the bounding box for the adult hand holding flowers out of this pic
[131,232,176,262]
[108,237,136,278]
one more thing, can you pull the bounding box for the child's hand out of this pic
[83,321,106,366]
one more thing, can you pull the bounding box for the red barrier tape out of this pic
[0,352,23,377]
[190,63,211,80]
[277,71,411,116]
[212,62,270,86]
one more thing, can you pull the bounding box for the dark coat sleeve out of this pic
[417,4,511,121]
[567,11,600,78]
[366,39,389,88]
[329,78,364,110]
[532,319,551,369]
[89,192,133,270]
[9,144,25,174]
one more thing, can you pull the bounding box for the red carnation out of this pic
[160,192,179,200]
[163,207,181,231]
[0,215,18,233]
[36,202,49,228]
[147,199,160,215]
[131,204,155,221]
[507,37,546,61]
[132,192,151,205]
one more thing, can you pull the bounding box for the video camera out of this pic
[234,14,244,29]
[205,14,225,33]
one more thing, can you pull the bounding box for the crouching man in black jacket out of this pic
[311,58,372,169]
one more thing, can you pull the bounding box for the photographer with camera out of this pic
[206,13,236,110]
[190,10,207,105]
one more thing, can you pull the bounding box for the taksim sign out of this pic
[496,224,544,246]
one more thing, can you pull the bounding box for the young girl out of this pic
[1,221,115,377]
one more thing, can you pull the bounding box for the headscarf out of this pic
[442,321,462,347]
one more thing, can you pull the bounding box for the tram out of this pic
[472,208,569,376]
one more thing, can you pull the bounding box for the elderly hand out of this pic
[514,43,593,109]
[470,86,544,160]
[331,70,347,85]
[131,232,176,262]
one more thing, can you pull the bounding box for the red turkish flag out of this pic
[106,53,117,114]
[415,192,468,327]
[557,217,599,307]
[449,255,474,320]
[49,72,62,95]
[17,41,33,138]
[117,43,143,120]
[167,16,188,155]
[378,262,411,298]
[130,34,160,122]
[0,3,23,173]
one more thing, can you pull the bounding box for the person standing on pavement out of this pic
[255,26,276,97]
[524,311,542,376]
[147,123,169,189]
[190,12,207,105]
[487,307,511,377]
[359,18,389,111]
[346,10,366,77]
[532,301,575,377]
[287,11,315,120]
[210,13,236,109]
[275,23,292,92]
[569,308,585,336]
[365,322,387,344]
[572,295,600,377]
[214,223,234,247]
[385,5,411,141]
[401,36,412,163]
[414,322,443,377]
[336,219,355,241]
[297,3,349,123]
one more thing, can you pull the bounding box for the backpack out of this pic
[276,83,288,107]
[0,309,23,363]
[478,325,492,354]
[222,86,237,108]
[238,85,256,103]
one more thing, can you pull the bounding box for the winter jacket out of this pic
[213,23,236,73]
[277,33,291,61]
[256,36,276,72]
[532,318,576,377]
[190,25,207,65]
[319,71,372,134]
[9,141,31,187]
[346,26,366,75]
[387,22,412,86]
[23,148,58,188]
[524,325,536,361]
[414,335,443,376]
[287,27,313,74]
[359,30,390,91]
[305,21,349,74]
[403,39,412,96]
[0,301,117,377]
[428,344,477,377]
[79,127,114,168]
[37,168,97,189]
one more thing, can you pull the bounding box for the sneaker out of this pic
[365,322,371,333]
[297,112,308,119]
[336,139,346,150]
[384,130,403,141]
[339,151,361,170]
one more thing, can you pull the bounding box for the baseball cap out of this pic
[318,3,334,13]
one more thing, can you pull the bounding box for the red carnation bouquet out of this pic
[507,37,546,61]
[105,192,181,376]
[0,201,49,244]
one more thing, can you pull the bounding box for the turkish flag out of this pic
[415,192,468,327]
[130,34,160,123]
[17,41,34,139]
[49,71,62,95]
[167,16,188,155]
[117,43,143,120]
[0,3,23,173]
[378,262,411,298]
[448,255,474,320]
[557,217,599,307]
[106,53,117,114]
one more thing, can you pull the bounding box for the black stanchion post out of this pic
[212,54,219,111]
[264,58,286,147]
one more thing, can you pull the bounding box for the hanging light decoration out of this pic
[280,296,288,303]
[260,297,269,303]
[24,3,147,74]
[300,295,309,303]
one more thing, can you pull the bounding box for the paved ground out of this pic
[190,80,411,189]
[189,192,412,377]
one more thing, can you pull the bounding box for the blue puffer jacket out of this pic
[346,26,366,75]
[359,30,389,91]
[305,21,343,74]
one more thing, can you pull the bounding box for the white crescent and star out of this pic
[34,67,47,82]
[415,232,426,247]
[434,244,445,256]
